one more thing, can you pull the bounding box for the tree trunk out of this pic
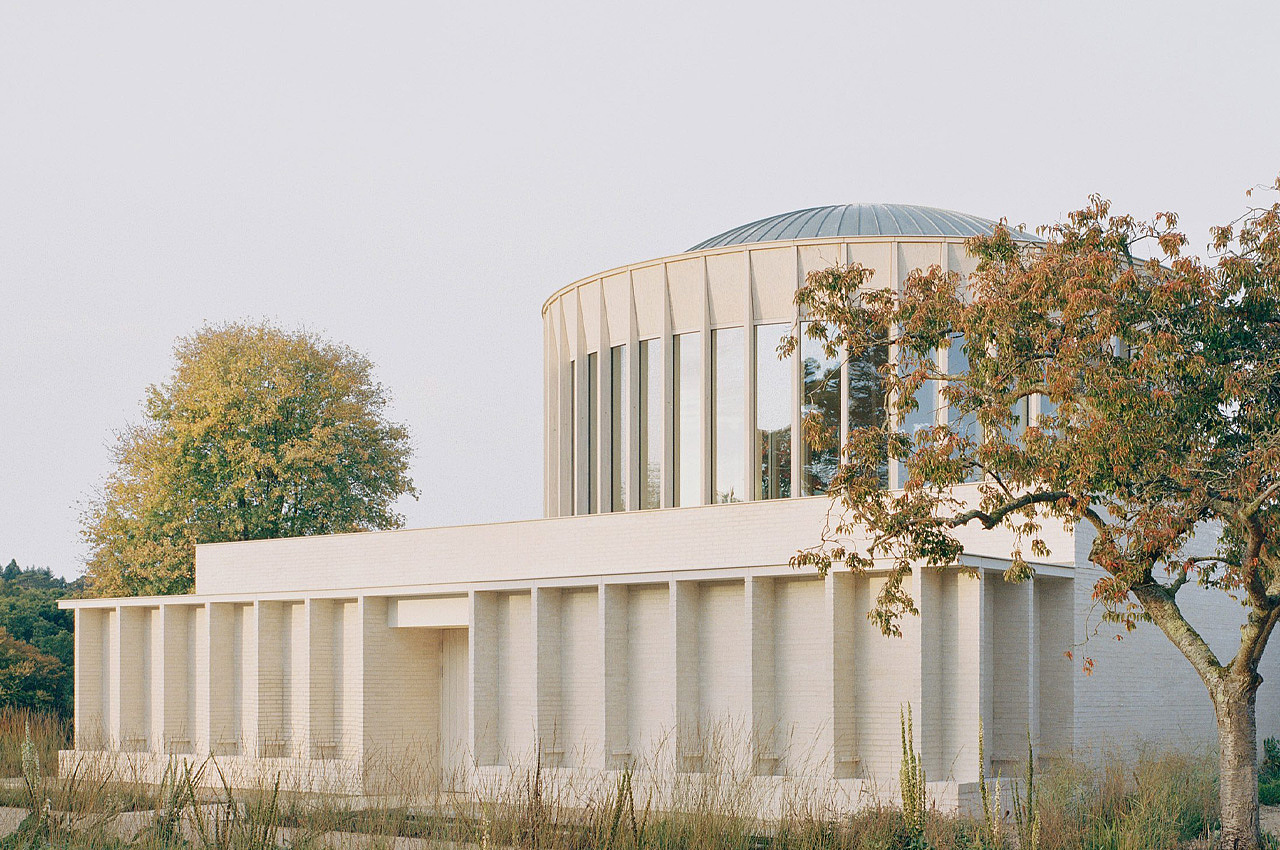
[1216,680,1261,850]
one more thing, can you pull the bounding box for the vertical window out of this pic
[586,351,598,513]
[848,342,889,487]
[638,340,661,510]
[673,332,702,507]
[755,324,792,500]
[1035,394,1057,429]
[1011,396,1029,442]
[897,347,937,487]
[712,327,745,503]
[610,345,628,512]
[944,336,979,483]
[944,336,978,445]
[569,361,577,513]
[801,328,840,495]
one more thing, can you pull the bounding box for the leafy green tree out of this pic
[0,561,76,716]
[0,626,65,714]
[788,183,1280,849]
[82,322,417,596]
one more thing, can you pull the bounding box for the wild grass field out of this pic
[0,707,1248,850]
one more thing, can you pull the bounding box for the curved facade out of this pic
[58,204,1278,813]
[543,207,1019,518]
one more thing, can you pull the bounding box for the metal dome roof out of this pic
[688,203,1037,251]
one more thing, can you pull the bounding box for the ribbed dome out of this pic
[689,203,1037,251]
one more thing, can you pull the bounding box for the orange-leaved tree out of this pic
[787,183,1280,850]
[82,322,417,597]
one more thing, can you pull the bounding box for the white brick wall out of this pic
[62,498,1279,808]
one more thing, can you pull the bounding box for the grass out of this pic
[0,707,1249,850]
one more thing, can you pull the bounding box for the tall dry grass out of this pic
[0,709,1246,850]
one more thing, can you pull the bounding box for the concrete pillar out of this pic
[913,567,933,762]
[159,604,193,754]
[341,600,363,762]
[1027,578,1041,753]
[206,603,236,755]
[745,576,776,774]
[255,601,284,757]
[191,604,209,755]
[671,580,698,769]
[828,571,857,778]
[308,599,336,759]
[469,591,498,766]
[106,607,121,748]
[923,567,961,776]
[531,586,562,765]
[147,607,164,752]
[73,608,105,750]
[601,583,628,768]
[236,604,258,758]
[289,601,311,758]
[978,570,994,778]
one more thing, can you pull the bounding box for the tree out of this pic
[82,322,417,596]
[787,182,1280,850]
[0,561,77,716]
[0,627,65,714]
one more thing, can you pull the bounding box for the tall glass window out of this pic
[1010,396,1029,442]
[610,345,628,512]
[638,339,661,510]
[848,342,889,487]
[897,347,937,487]
[756,324,792,500]
[673,332,702,507]
[1035,394,1057,429]
[801,327,841,496]
[586,351,598,513]
[944,336,979,483]
[944,336,978,445]
[569,361,577,513]
[712,328,745,503]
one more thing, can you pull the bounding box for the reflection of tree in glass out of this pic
[802,357,841,494]
[715,486,742,503]
[849,345,889,487]
[643,463,661,509]
[758,426,792,499]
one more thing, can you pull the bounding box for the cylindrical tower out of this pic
[541,203,1022,518]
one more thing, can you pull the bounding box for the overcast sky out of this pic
[2,1,1278,578]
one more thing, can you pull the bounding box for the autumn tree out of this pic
[0,627,65,714]
[788,183,1280,849]
[82,322,417,596]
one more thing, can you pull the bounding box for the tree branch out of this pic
[947,490,1071,530]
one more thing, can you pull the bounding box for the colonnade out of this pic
[66,566,1073,793]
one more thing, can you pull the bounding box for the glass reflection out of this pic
[756,324,792,500]
[586,351,598,513]
[569,361,577,513]
[639,340,661,509]
[610,345,628,512]
[944,336,979,483]
[801,327,840,495]
[897,347,937,487]
[712,328,745,503]
[847,339,889,488]
[673,332,702,507]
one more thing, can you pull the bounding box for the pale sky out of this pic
[2,1,1278,578]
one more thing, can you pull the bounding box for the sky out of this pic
[2,1,1278,578]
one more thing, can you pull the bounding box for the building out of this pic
[60,204,1278,808]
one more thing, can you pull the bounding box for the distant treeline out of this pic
[0,560,79,717]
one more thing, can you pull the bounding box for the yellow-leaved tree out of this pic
[82,322,417,596]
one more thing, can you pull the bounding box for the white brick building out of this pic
[60,205,1280,806]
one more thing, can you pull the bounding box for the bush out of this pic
[1261,779,1280,807]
